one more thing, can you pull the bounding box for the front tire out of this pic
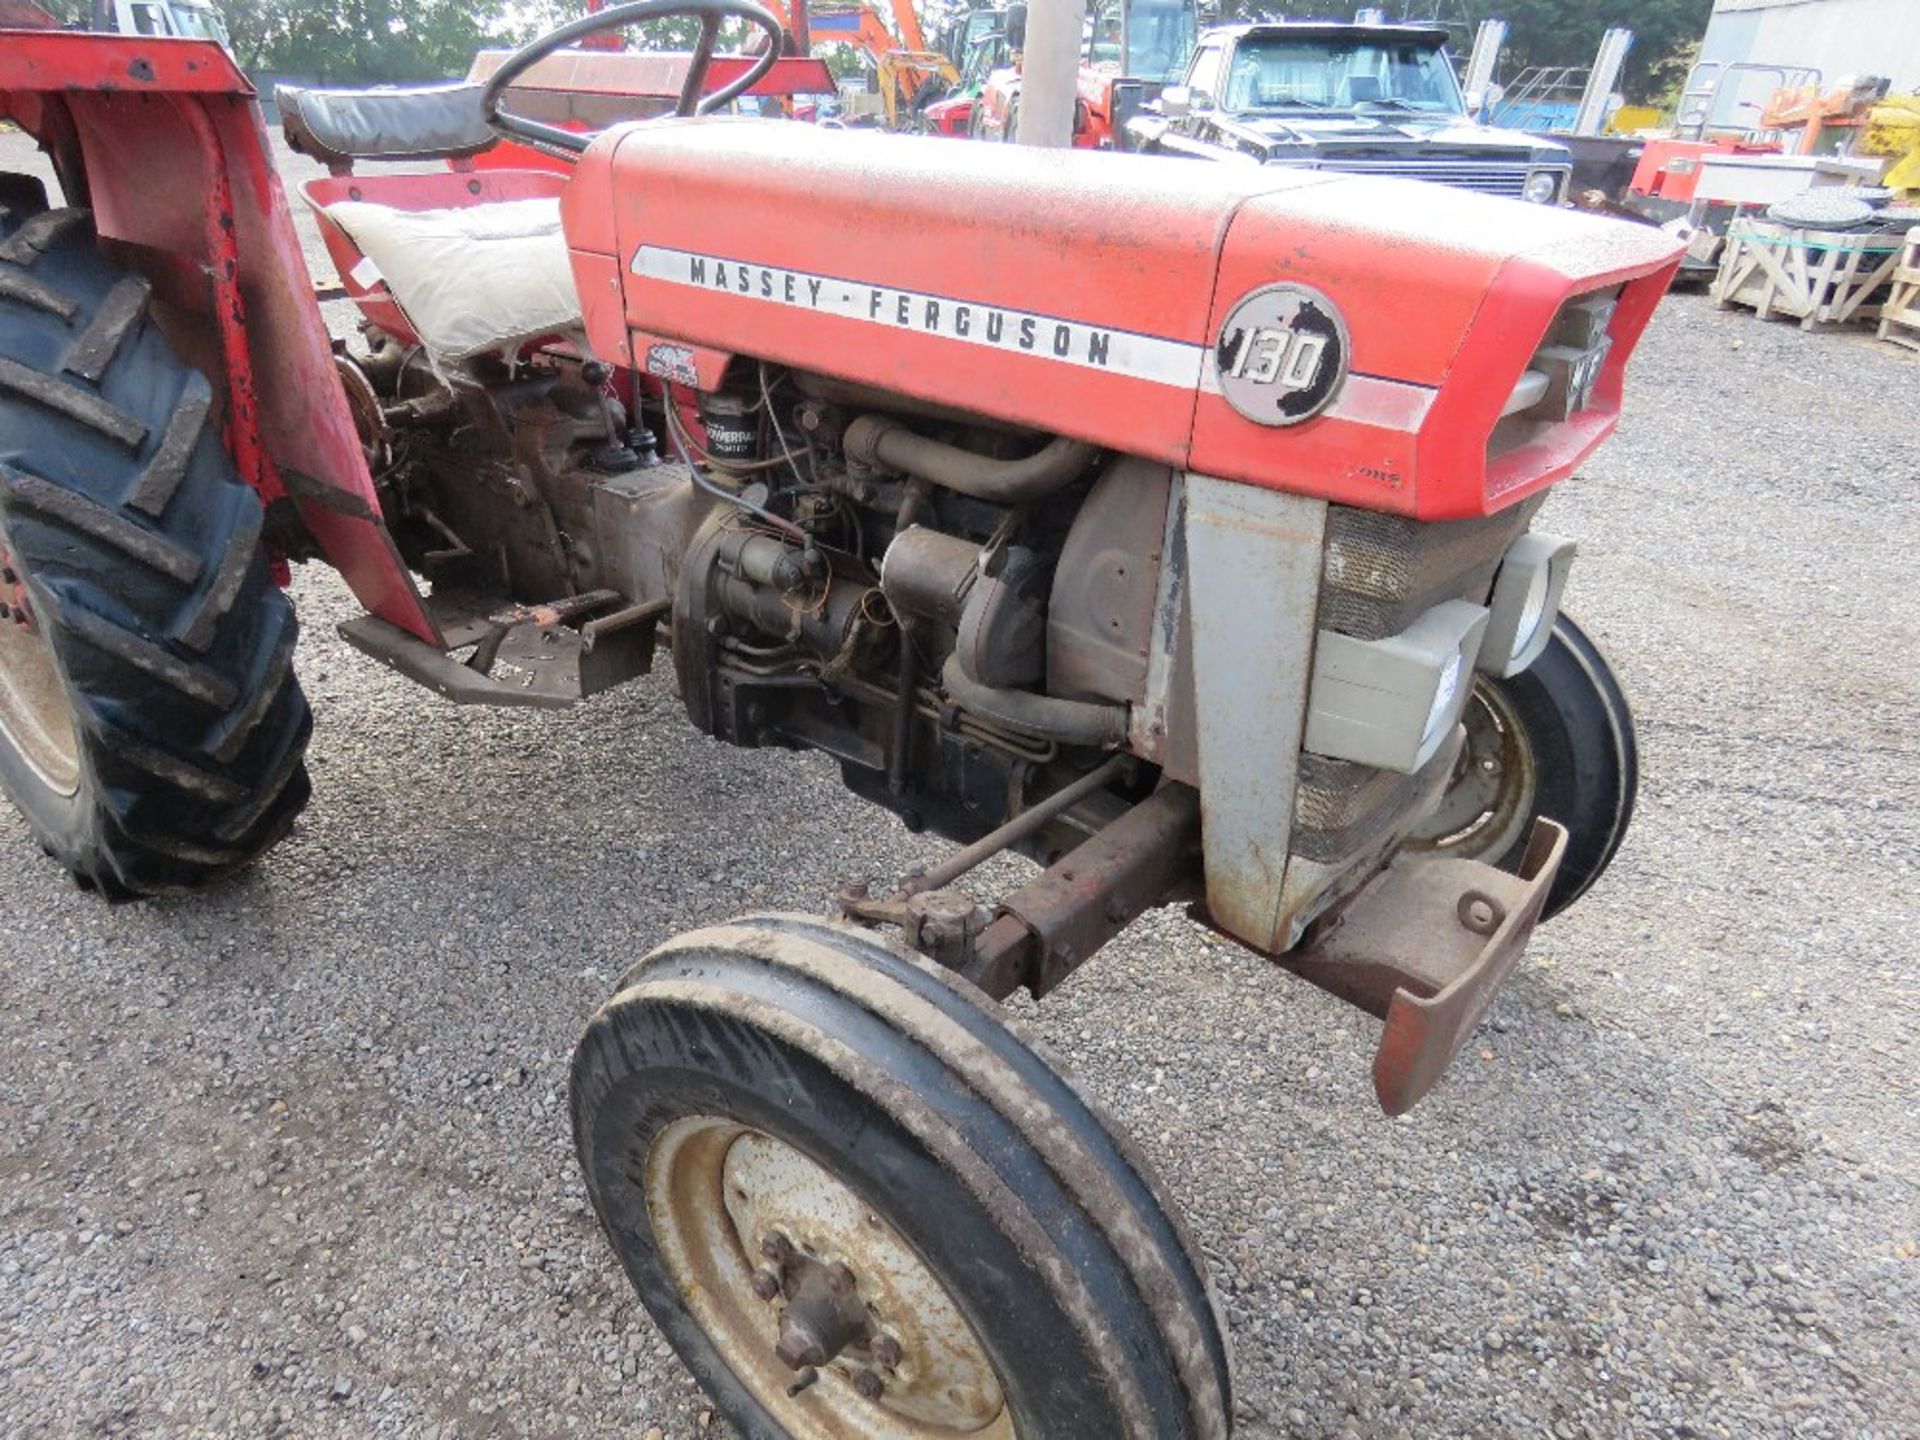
[1408,613,1637,918]
[0,199,312,895]
[572,914,1232,1440]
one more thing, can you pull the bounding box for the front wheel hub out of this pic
[646,1116,1010,1435]
[769,1250,869,1371]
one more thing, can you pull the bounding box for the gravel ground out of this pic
[1,127,1915,1440]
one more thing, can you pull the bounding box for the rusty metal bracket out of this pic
[983,783,1203,998]
[468,588,623,675]
[1277,818,1568,1116]
[835,774,1203,1004]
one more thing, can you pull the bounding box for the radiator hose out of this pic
[940,655,1129,749]
[845,415,1098,505]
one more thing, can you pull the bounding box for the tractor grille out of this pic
[1316,498,1543,641]
[1292,747,1456,864]
[1275,499,1543,944]
[1313,159,1538,197]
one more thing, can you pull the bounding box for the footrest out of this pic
[1280,819,1567,1116]
[338,615,575,708]
[340,587,666,709]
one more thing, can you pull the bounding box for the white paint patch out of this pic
[633,244,1206,389]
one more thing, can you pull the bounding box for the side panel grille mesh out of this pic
[1317,498,1543,641]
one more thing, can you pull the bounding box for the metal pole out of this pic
[905,755,1129,895]
[1462,18,1507,116]
[1573,27,1634,136]
[1015,0,1088,147]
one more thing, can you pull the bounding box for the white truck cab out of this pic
[94,0,232,48]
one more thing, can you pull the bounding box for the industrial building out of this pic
[1700,0,1920,91]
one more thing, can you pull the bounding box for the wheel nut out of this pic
[775,1330,826,1370]
[854,1369,885,1401]
[825,1263,856,1296]
[750,1269,781,1302]
[871,1334,902,1369]
[760,1233,793,1264]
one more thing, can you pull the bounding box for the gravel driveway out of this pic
[0,127,1915,1440]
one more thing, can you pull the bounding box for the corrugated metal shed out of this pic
[1702,0,1920,91]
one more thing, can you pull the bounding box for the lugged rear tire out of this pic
[573,914,1234,1440]
[0,195,312,896]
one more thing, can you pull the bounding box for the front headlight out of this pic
[1479,532,1577,677]
[1523,170,1561,204]
[1423,649,1466,746]
[1304,600,1490,774]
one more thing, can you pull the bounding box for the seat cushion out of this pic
[323,197,584,361]
[277,83,495,165]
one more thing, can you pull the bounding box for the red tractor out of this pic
[0,2,1679,1433]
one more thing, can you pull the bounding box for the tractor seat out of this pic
[278,83,497,168]
[321,196,584,361]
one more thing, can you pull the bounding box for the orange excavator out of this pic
[766,0,958,127]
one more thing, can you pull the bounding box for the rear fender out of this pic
[0,32,437,643]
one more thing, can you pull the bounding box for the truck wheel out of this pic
[1408,614,1636,919]
[0,202,311,896]
[572,914,1232,1440]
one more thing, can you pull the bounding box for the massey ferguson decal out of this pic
[1215,284,1350,427]
[632,245,1204,389]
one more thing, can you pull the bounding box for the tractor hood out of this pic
[565,119,1679,520]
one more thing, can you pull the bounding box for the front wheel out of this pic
[571,914,1232,1440]
[1406,613,1637,919]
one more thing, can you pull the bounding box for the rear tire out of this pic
[572,914,1233,1440]
[0,197,312,895]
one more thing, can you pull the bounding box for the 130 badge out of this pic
[1215,284,1349,427]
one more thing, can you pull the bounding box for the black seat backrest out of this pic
[277,83,496,169]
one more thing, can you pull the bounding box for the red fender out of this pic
[0,30,438,643]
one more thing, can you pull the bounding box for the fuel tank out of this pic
[563,119,1681,520]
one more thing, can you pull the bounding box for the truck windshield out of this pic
[168,6,231,43]
[1087,0,1195,82]
[1123,0,1195,83]
[1223,36,1463,114]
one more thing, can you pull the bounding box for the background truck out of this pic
[0,0,233,44]
[0,0,1675,1432]
[1130,18,1574,204]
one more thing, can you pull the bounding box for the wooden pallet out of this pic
[1875,227,1920,353]
[1712,219,1906,330]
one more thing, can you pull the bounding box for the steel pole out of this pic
[1015,0,1087,147]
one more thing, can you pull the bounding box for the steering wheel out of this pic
[481,0,788,158]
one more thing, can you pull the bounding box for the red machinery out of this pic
[974,0,1196,147]
[0,3,1679,1433]
[1627,135,1777,204]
